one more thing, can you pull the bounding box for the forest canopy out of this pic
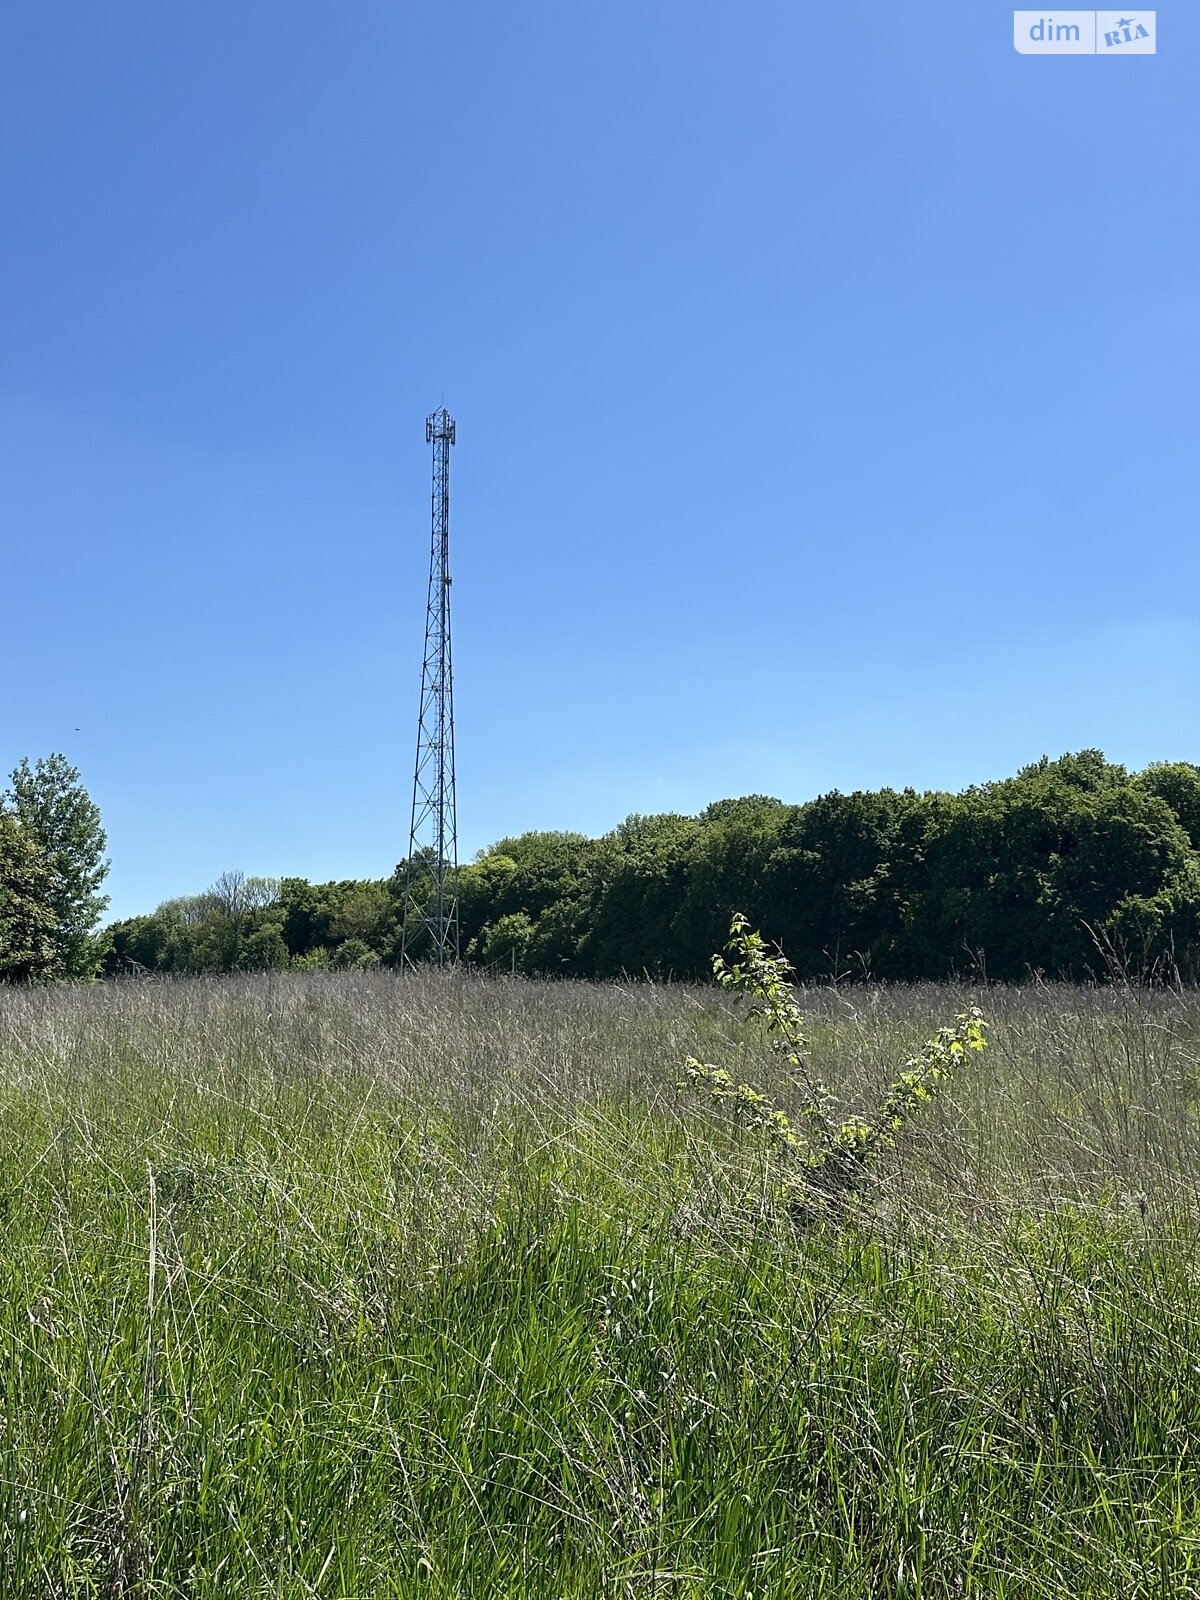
[98,752,1200,984]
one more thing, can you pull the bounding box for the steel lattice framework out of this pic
[400,407,459,967]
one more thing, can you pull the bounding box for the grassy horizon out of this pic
[2,969,1200,1596]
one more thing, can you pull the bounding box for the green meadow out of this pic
[2,970,1200,1598]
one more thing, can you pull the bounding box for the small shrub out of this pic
[292,945,331,970]
[333,937,380,970]
[682,913,987,1216]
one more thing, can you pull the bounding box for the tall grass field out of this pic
[3,970,1200,1597]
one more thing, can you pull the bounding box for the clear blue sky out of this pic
[2,3,1196,922]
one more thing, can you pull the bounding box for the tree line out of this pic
[97,751,1200,984]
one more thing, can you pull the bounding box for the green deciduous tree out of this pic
[671,797,792,974]
[763,789,910,977]
[0,814,59,982]
[475,912,536,972]
[3,755,109,977]
[458,854,519,957]
[1136,762,1200,851]
[585,812,700,976]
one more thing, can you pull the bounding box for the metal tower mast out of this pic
[401,407,459,967]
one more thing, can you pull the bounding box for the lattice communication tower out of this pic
[400,407,459,966]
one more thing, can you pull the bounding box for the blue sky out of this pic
[2,2,1196,922]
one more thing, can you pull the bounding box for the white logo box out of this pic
[1013,11,1156,53]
